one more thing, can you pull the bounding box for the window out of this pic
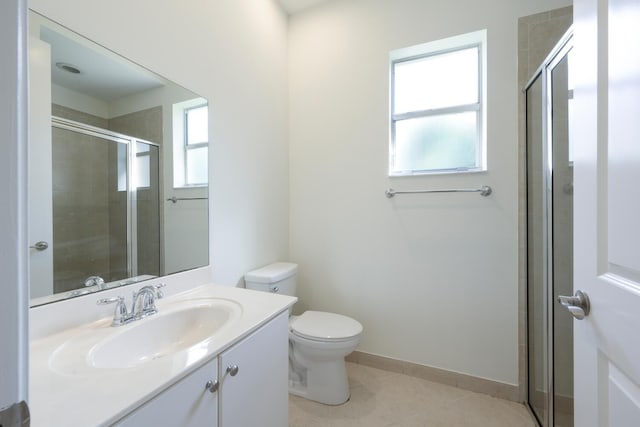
[117,140,156,191]
[134,142,151,189]
[390,30,486,175]
[184,104,208,185]
[173,98,209,187]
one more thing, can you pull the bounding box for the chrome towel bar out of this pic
[385,185,492,198]
[166,196,208,203]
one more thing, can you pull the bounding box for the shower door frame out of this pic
[524,28,573,427]
[50,116,161,283]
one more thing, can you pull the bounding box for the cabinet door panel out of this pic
[114,358,218,427]
[219,311,288,427]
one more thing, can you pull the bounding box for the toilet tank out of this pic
[244,262,298,297]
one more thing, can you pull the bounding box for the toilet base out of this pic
[288,356,351,405]
[288,384,351,406]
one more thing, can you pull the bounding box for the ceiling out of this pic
[40,25,165,103]
[43,1,337,102]
[276,0,333,14]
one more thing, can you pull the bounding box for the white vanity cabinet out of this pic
[114,310,289,427]
[113,358,219,427]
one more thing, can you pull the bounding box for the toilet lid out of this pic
[290,311,363,341]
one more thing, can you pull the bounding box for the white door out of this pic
[0,0,29,422]
[28,35,54,299]
[573,0,640,425]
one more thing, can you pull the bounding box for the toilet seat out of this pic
[290,311,363,342]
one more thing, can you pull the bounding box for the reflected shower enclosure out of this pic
[51,118,160,294]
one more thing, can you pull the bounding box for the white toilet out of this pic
[244,262,362,405]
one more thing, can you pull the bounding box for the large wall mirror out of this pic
[29,11,209,306]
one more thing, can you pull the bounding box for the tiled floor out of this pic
[289,363,537,427]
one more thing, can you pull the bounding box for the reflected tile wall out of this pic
[52,104,108,129]
[108,106,163,144]
[52,127,114,292]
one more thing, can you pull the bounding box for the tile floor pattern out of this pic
[289,363,538,427]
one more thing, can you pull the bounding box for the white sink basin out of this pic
[89,299,240,369]
[49,298,241,374]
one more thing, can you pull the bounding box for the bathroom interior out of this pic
[1,0,583,426]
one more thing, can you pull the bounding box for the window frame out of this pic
[389,30,487,176]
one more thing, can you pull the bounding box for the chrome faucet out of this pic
[84,275,106,290]
[131,284,165,319]
[97,283,165,327]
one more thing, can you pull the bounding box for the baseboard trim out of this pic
[346,351,520,402]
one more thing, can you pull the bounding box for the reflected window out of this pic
[390,30,486,175]
[173,98,209,188]
[184,105,208,185]
[117,143,128,192]
[135,142,150,189]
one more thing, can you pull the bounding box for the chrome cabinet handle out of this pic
[29,241,49,251]
[205,380,219,393]
[270,286,279,293]
[226,365,239,377]
[558,290,591,320]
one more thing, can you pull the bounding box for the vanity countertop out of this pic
[29,284,296,427]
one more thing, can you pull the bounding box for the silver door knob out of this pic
[226,365,239,377]
[29,241,49,251]
[205,380,219,393]
[558,290,591,320]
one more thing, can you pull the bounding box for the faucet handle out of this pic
[97,295,124,306]
[97,296,132,326]
[153,283,166,299]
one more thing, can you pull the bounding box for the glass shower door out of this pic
[550,46,574,427]
[525,31,573,427]
[51,126,129,293]
[526,72,548,426]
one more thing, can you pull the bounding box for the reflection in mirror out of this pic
[28,11,209,306]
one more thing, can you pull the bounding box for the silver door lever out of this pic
[558,290,591,320]
[30,241,49,251]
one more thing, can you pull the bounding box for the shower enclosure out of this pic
[525,30,573,427]
[51,117,161,294]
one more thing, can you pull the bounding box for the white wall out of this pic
[29,0,291,287]
[288,0,570,385]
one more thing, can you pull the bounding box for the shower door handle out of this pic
[557,290,591,320]
[29,241,49,251]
